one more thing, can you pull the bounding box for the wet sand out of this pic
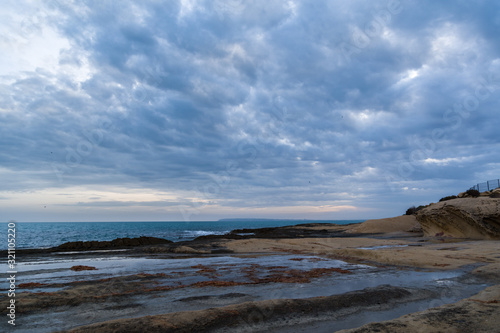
[1,217,499,332]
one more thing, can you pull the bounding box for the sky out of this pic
[1,0,499,222]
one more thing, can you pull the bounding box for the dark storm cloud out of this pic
[1,0,500,220]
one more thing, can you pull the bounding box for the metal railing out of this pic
[470,179,500,192]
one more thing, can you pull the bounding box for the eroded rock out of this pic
[416,198,500,239]
[61,285,433,333]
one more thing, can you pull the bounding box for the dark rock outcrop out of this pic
[194,223,349,241]
[55,236,172,251]
[416,198,500,239]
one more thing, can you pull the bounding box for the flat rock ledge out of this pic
[416,197,500,239]
[338,284,500,333]
[60,285,433,333]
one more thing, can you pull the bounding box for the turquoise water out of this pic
[0,220,363,250]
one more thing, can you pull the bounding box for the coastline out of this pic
[2,217,499,332]
[0,220,364,251]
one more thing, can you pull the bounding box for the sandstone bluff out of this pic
[416,196,500,239]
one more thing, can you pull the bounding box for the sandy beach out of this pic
[2,215,499,332]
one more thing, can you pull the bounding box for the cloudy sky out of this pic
[1,0,499,222]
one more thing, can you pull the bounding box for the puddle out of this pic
[3,254,367,291]
[5,254,490,333]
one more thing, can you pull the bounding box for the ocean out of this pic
[1,220,364,250]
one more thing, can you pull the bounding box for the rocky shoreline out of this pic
[2,197,500,332]
[5,222,361,255]
[60,286,435,333]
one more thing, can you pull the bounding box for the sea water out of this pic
[0,220,363,250]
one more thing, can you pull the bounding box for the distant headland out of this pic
[218,218,311,222]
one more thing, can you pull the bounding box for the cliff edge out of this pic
[416,197,500,239]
